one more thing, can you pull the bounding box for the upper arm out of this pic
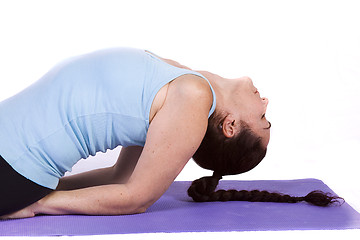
[125,76,212,209]
[113,146,143,183]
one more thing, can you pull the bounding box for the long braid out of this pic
[188,174,344,207]
[187,172,222,202]
[190,110,344,207]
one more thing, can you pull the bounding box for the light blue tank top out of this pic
[0,48,216,189]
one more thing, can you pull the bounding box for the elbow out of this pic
[127,202,151,215]
[126,195,155,215]
[123,185,159,215]
[111,198,149,215]
[133,197,157,214]
[134,206,148,214]
[110,200,149,216]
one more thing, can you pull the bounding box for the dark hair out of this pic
[189,110,343,207]
[192,110,266,176]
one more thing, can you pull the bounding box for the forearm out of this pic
[38,184,146,216]
[57,147,142,191]
[57,166,123,190]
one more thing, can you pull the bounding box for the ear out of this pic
[222,115,237,138]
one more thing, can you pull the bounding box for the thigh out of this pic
[0,155,53,216]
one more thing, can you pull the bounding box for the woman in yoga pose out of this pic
[0,48,340,219]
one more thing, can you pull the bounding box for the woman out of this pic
[0,48,340,219]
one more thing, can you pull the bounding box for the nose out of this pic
[262,97,269,109]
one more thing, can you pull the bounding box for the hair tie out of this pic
[212,171,223,180]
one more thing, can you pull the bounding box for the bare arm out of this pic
[56,146,143,190]
[27,75,212,217]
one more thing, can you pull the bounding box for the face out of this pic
[230,76,271,147]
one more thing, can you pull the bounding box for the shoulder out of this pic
[168,74,213,108]
[149,74,212,124]
[152,74,213,135]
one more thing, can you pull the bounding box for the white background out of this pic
[0,0,359,239]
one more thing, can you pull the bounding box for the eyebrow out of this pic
[264,121,271,130]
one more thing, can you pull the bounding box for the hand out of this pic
[0,202,39,220]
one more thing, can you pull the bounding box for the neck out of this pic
[196,70,232,112]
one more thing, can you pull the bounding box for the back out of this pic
[0,48,216,189]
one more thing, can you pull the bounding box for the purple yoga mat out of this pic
[1,179,360,236]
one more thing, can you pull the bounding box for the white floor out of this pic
[0,0,359,239]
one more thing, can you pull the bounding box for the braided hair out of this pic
[189,110,343,207]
